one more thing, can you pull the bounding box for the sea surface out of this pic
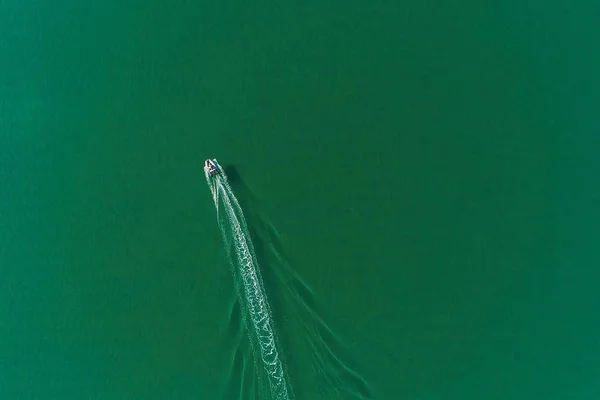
[1,1,599,399]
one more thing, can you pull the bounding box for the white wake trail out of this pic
[206,161,292,400]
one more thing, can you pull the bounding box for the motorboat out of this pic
[205,159,221,177]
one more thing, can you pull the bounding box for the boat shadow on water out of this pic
[222,164,372,400]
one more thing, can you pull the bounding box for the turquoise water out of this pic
[2,1,600,399]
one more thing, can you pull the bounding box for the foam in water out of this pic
[205,160,292,400]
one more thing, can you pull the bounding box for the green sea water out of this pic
[2,1,600,399]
